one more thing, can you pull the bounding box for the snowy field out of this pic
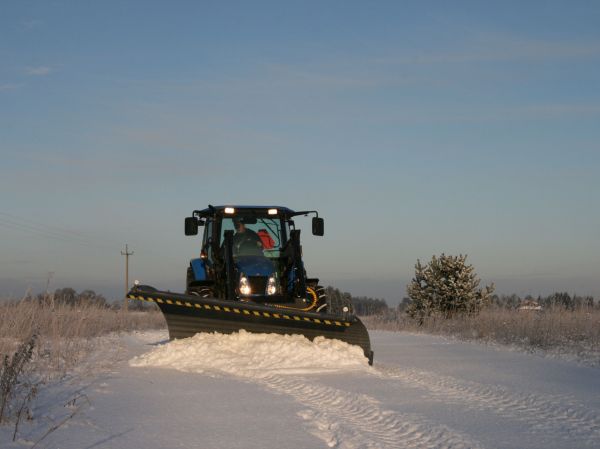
[3,330,600,449]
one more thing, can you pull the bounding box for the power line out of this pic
[0,212,85,237]
[0,213,121,252]
[0,218,80,242]
[0,214,183,265]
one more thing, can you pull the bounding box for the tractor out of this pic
[128,205,373,364]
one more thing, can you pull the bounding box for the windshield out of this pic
[220,216,287,257]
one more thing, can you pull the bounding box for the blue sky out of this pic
[1,1,599,303]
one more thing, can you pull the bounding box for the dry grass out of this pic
[362,306,600,364]
[0,299,165,437]
[0,300,166,376]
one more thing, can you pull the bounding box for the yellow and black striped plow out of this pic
[127,285,373,365]
[127,291,351,327]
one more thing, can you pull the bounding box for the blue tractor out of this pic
[128,205,373,364]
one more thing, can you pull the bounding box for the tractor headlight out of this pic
[239,275,251,296]
[266,275,277,295]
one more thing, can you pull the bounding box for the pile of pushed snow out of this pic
[129,330,370,378]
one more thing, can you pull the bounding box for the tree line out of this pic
[18,286,390,315]
[19,288,152,310]
[324,286,389,316]
[488,292,595,310]
[14,268,598,319]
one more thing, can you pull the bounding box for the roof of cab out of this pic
[194,205,296,216]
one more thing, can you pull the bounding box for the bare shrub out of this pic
[0,334,37,426]
[30,393,91,448]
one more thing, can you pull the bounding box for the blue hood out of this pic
[235,255,275,277]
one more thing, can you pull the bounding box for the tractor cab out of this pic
[184,206,324,304]
[220,214,285,257]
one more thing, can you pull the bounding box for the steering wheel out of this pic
[234,234,263,255]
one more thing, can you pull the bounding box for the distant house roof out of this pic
[519,299,542,311]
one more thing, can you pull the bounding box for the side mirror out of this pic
[312,217,324,236]
[185,217,199,236]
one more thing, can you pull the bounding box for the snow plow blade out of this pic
[128,285,374,365]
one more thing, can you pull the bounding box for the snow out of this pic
[2,330,599,449]
[129,330,370,378]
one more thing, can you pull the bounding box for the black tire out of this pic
[186,267,194,291]
[314,285,328,313]
[189,287,213,298]
[186,267,213,297]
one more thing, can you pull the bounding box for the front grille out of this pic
[248,276,267,295]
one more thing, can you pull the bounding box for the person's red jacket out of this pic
[257,229,275,249]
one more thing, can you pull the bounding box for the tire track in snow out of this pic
[374,365,600,445]
[261,375,484,449]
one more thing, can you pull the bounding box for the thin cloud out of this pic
[375,34,600,66]
[0,83,22,91]
[265,63,383,89]
[525,104,600,117]
[21,19,43,30]
[26,66,53,76]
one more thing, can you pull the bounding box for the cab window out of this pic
[220,216,286,257]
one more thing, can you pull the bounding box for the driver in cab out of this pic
[233,218,263,255]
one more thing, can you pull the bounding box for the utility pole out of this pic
[121,244,134,311]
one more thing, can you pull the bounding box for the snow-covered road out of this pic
[4,330,599,449]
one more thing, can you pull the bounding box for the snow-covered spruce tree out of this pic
[406,254,494,322]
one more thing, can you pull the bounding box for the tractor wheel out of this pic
[314,285,328,312]
[186,267,194,291]
[186,267,213,298]
[189,287,213,298]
